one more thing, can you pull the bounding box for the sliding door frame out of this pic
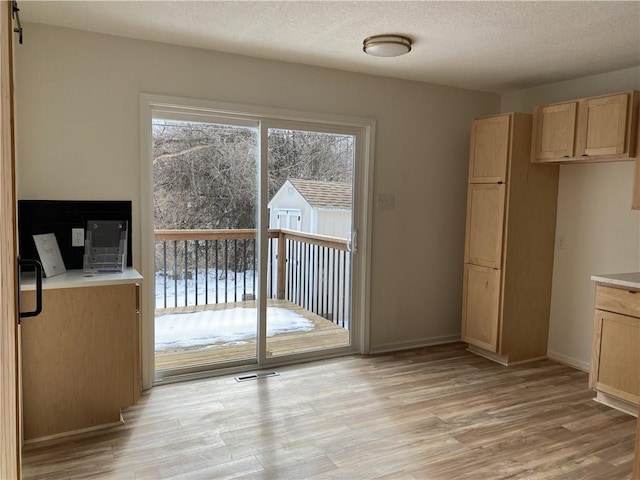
[140,93,375,388]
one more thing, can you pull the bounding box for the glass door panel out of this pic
[152,118,259,373]
[265,127,354,358]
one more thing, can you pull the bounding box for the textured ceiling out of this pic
[18,1,640,93]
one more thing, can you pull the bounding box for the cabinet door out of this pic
[21,284,138,440]
[577,93,629,157]
[464,183,506,269]
[532,102,577,161]
[634,159,640,210]
[133,284,141,403]
[468,114,510,183]
[462,264,501,352]
[634,409,640,480]
[591,309,640,405]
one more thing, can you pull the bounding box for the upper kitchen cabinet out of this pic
[468,113,510,183]
[532,91,639,164]
[532,101,578,160]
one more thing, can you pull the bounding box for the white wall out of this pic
[14,24,499,353]
[501,66,640,370]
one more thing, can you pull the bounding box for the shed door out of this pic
[276,209,302,231]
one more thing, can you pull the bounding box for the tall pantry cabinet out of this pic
[461,113,559,364]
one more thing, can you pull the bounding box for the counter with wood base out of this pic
[634,406,640,480]
[589,272,640,416]
[20,268,142,442]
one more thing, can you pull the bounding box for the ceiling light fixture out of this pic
[363,34,412,57]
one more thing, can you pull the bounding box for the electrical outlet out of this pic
[557,233,565,250]
[72,228,85,247]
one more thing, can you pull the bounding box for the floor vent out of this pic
[234,371,279,382]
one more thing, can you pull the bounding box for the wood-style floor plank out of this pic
[22,343,636,479]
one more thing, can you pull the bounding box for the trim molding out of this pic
[23,415,125,446]
[368,334,461,355]
[594,392,638,417]
[546,350,590,372]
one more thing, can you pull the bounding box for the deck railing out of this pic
[154,229,351,327]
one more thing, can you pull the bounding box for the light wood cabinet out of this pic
[634,408,640,480]
[468,113,510,183]
[464,184,506,269]
[21,281,141,441]
[589,284,640,412]
[632,113,640,210]
[533,101,578,160]
[462,264,500,352]
[532,91,639,163]
[462,112,559,364]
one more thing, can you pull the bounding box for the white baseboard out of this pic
[368,334,461,355]
[546,350,590,372]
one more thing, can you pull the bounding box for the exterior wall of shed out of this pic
[317,210,351,239]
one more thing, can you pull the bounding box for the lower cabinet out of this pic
[461,264,501,352]
[21,283,141,441]
[590,284,640,411]
[634,410,640,480]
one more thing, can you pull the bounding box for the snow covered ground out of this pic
[155,306,314,352]
[154,270,313,352]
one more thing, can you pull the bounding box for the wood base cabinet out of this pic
[589,283,640,410]
[634,408,640,480]
[462,112,559,364]
[21,282,141,441]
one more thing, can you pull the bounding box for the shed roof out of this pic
[288,178,352,209]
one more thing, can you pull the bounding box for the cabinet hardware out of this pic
[18,257,43,322]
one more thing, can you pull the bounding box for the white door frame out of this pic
[139,93,375,388]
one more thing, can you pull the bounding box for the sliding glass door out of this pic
[152,117,260,373]
[140,96,371,384]
[265,126,354,358]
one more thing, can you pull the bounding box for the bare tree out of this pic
[153,121,353,231]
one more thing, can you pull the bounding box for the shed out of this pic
[268,178,352,238]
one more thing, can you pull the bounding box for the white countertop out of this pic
[21,267,143,291]
[591,272,640,290]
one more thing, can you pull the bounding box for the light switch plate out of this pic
[377,194,395,210]
[72,228,85,247]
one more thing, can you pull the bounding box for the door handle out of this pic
[347,230,358,254]
[18,258,43,321]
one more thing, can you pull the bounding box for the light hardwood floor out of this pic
[22,343,636,479]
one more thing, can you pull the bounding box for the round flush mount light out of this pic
[363,34,412,57]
